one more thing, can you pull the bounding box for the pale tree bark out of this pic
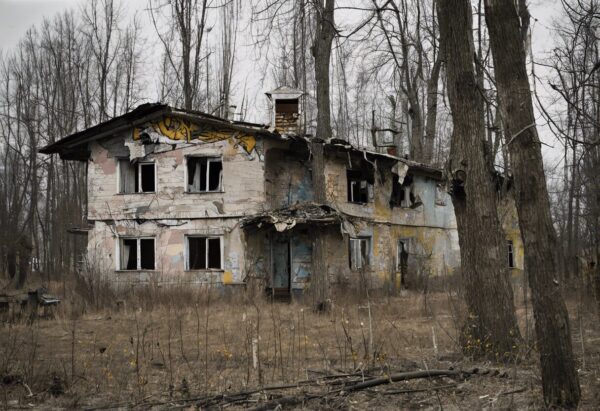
[311,0,335,311]
[437,0,521,359]
[484,0,581,406]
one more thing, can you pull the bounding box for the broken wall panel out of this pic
[264,146,313,208]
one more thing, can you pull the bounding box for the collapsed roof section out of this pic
[241,203,342,232]
[39,103,443,180]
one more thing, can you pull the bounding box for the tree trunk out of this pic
[423,50,442,164]
[484,0,581,406]
[310,0,335,311]
[437,0,521,360]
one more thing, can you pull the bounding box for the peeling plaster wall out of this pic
[87,133,265,221]
[85,127,265,285]
[87,218,247,286]
[498,194,525,275]
[264,147,313,208]
[82,125,491,290]
[323,154,460,280]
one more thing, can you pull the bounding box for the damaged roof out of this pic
[39,103,274,161]
[39,103,443,179]
[241,203,342,232]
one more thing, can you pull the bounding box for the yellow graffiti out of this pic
[223,271,233,284]
[133,116,257,154]
[157,117,198,140]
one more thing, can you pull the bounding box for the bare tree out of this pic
[372,0,441,163]
[311,0,335,311]
[149,0,209,110]
[484,0,581,406]
[437,0,521,360]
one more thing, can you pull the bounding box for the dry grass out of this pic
[1,281,599,410]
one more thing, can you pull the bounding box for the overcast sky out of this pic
[0,0,566,168]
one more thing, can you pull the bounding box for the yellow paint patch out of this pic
[223,271,233,284]
[132,116,257,154]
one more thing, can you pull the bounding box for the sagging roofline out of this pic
[39,103,443,179]
[38,103,274,161]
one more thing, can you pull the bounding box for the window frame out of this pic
[346,169,372,204]
[185,235,224,270]
[117,159,157,194]
[349,236,371,271]
[507,240,515,269]
[117,236,156,271]
[185,156,224,193]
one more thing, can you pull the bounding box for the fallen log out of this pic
[342,369,465,393]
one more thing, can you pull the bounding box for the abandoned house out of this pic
[40,87,522,296]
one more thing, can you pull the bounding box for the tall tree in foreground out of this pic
[311,0,335,311]
[484,0,580,406]
[436,0,521,359]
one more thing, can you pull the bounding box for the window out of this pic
[187,236,222,269]
[507,240,515,268]
[397,240,409,272]
[349,237,370,270]
[187,157,223,192]
[275,98,299,114]
[390,174,416,208]
[119,237,155,270]
[118,160,156,193]
[347,169,372,203]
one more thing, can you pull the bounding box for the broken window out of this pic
[118,160,156,193]
[507,240,515,268]
[347,169,373,203]
[397,240,409,286]
[390,174,417,208]
[187,236,222,269]
[119,237,155,270]
[349,237,370,270]
[187,157,223,192]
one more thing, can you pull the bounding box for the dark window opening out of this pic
[390,174,416,208]
[118,160,155,193]
[347,169,372,203]
[188,237,206,269]
[188,236,221,269]
[397,240,409,286]
[120,237,154,270]
[140,238,155,270]
[507,240,515,268]
[276,98,299,114]
[187,157,222,192]
[349,237,370,270]
[139,163,155,192]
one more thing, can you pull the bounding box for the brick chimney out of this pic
[265,86,303,135]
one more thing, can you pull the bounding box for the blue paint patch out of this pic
[290,168,314,204]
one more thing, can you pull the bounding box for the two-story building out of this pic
[40,88,470,296]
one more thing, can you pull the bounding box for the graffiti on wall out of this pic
[133,116,257,155]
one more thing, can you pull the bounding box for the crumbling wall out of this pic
[86,218,247,286]
[264,147,313,208]
[321,152,460,286]
[87,131,266,221]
